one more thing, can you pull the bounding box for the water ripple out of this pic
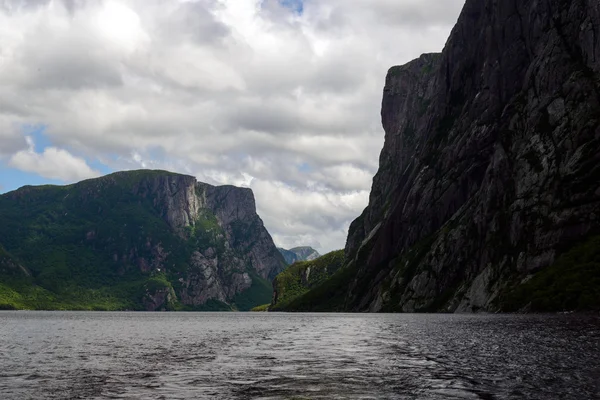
[0,312,598,399]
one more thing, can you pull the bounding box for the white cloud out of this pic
[9,136,101,182]
[0,0,465,252]
[0,118,28,157]
[251,179,369,251]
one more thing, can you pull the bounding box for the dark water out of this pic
[0,312,598,399]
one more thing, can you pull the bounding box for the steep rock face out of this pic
[0,170,286,311]
[202,184,286,280]
[129,172,201,232]
[344,0,600,312]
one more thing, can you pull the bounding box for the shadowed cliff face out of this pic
[344,0,600,312]
[0,170,286,311]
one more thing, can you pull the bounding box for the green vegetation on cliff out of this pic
[250,303,270,312]
[0,170,279,311]
[500,236,600,312]
[282,231,600,314]
[232,272,273,311]
[274,262,357,312]
[270,250,344,310]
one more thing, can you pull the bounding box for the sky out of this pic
[0,0,465,253]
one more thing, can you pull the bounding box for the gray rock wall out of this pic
[138,176,286,309]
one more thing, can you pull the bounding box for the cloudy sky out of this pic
[0,0,464,253]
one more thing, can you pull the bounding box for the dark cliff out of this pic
[340,0,600,312]
[0,170,286,311]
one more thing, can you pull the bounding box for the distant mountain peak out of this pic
[277,246,320,265]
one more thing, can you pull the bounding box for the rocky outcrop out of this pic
[0,170,286,311]
[278,246,321,265]
[343,0,600,312]
[143,284,177,312]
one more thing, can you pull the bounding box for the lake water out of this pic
[0,312,598,399]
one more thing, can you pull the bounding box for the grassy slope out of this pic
[250,303,270,312]
[0,171,265,311]
[270,250,345,311]
[0,175,175,310]
[273,263,357,312]
[232,272,273,311]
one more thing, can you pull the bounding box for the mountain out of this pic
[282,0,600,313]
[270,250,344,311]
[0,170,287,311]
[277,246,321,265]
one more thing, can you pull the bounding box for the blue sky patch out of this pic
[0,125,57,193]
[0,124,113,193]
[0,166,64,194]
[280,0,303,14]
[22,124,52,152]
[297,162,312,173]
[88,160,113,175]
